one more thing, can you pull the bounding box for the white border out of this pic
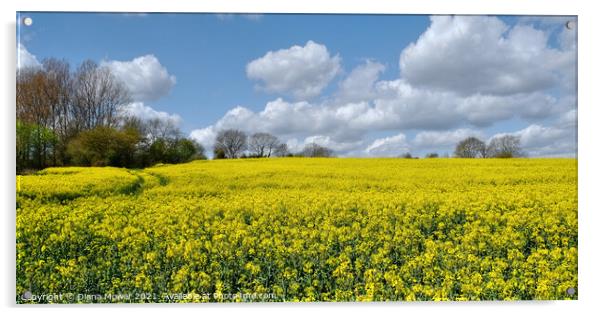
[2,1,600,316]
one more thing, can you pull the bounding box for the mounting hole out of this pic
[567,287,576,296]
[22,16,33,26]
[22,291,32,299]
[566,20,576,30]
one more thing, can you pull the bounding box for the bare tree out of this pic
[117,115,182,152]
[16,67,58,168]
[273,143,289,157]
[120,115,146,131]
[16,57,210,170]
[301,143,334,157]
[41,59,73,164]
[486,135,523,158]
[40,59,72,137]
[17,59,131,168]
[214,129,247,158]
[71,60,130,132]
[454,137,487,158]
[145,118,181,143]
[400,152,413,159]
[248,132,280,157]
[17,67,51,126]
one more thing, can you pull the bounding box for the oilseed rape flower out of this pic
[16,158,577,302]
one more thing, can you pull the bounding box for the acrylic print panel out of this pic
[16,12,577,303]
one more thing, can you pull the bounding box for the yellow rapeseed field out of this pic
[16,158,577,302]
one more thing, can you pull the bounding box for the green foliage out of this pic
[66,126,141,167]
[16,120,58,171]
[55,123,204,169]
[16,57,204,172]
[213,148,226,159]
[148,138,205,164]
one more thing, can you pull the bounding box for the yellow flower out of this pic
[16,158,577,302]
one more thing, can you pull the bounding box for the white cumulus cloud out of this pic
[413,128,485,149]
[101,55,176,102]
[118,102,182,126]
[399,16,575,96]
[17,43,41,69]
[490,124,576,157]
[246,41,341,99]
[188,83,573,155]
[365,133,409,157]
[303,135,365,152]
[337,60,385,102]
[190,127,218,149]
[190,15,576,158]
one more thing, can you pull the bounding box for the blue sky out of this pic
[17,13,577,157]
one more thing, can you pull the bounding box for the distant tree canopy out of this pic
[16,59,204,172]
[487,135,524,158]
[454,137,487,158]
[66,126,140,167]
[273,143,290,157]
[214,129,248,159]
[16,120,58,171]
[454,135,524,158]
[60,119,204,168]
[213,147,227,160]
[248,132,280,158]
[300,143,335,158]
[211,130,332,159]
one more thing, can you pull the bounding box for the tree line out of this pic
[15,57,334,173]
[17,59,205,173]
[212,129,335,159]
[399,135,524,159]
[453,135,524,158]
[16,58,524,172]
